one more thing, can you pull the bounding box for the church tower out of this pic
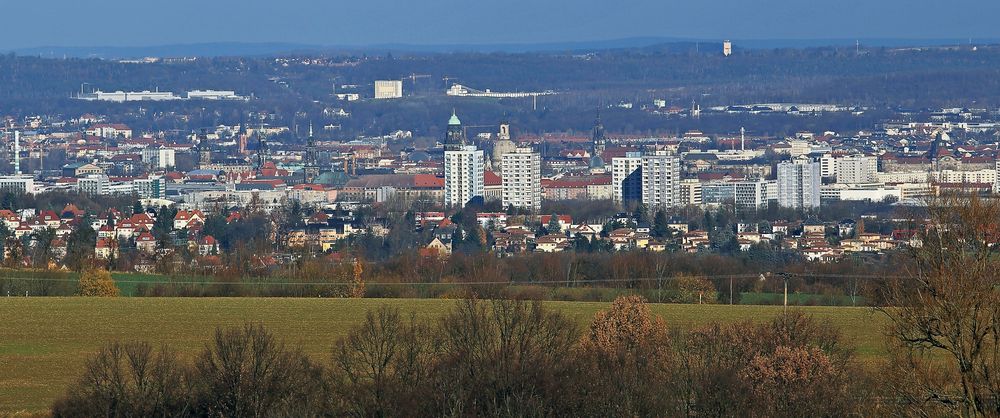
[589,110,606,169]
[303,123,321,183]
[197,128,212,169]
[445,109,466,151]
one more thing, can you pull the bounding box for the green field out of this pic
[0,298,888,415]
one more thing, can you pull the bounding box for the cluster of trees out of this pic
[52,297,881,417]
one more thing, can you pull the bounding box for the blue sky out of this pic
[4,0,1000,48]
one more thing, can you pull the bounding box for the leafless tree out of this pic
[51,342,191,417]
[881,194,1000,416]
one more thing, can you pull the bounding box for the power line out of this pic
[0,272,910,288]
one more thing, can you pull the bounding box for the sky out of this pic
[4,0,1000,49]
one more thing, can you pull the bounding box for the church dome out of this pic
[492,139,517,164]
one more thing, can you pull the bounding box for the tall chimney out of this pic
[14,131,20,175]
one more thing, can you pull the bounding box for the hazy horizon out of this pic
[3,0,1000,50]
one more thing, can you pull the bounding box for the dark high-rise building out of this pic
[590,110,606,169]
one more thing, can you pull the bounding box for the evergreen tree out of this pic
[547,213,562,234]
[652,210,669,238]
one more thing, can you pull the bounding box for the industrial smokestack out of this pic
[14,131,20,175]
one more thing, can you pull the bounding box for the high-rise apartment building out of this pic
[501,147,541,213]
[641,151,681,210]
[443,111,484,207]
[777,158,821,209]
[835,154,878,184]
[611,152,643,206]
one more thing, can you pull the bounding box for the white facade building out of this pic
[777,158,821,209]
[836,155,878,184]
[0,176,36,194]
[187,90,245,100]
[78,174,110,196]
[141,147,176,169]
[611,153,643,204]
[678,179,703,206]
[641,151,681,210]
[501,147,541,213]
[444,145,485,207]
[374,80,403,99]
[134,176,165,199]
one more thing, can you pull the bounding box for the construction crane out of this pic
[404,73,430,83]
[442,75,459,87]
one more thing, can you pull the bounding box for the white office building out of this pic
[777,158,821,209]
[611,152,643,204]
[0,176,36,194]
[701,179,769,209]
[641,151,681,210]
[444,146,485,207]
[836,155,878,184]
[501,147,541,212]
[78,174,110,196]
[374,80,403,99]
[141,147,176,169]
[134,176,165,199]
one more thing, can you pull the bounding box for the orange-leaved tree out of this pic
[78,269,119,297]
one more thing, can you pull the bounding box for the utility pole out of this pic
[779,272,790,315]
[729,276,734,305]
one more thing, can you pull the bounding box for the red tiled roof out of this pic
[484,171,501,186]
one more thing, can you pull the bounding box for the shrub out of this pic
[78,269,119,297]
[575,295,681,416]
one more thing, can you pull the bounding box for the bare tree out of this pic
[881,194,1000,416]
[51,342,190,417]
[189,323,331,417]
[332,306,434,416]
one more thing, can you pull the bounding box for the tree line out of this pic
[52,297,880,417]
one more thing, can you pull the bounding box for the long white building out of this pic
[641,151,681,210]
[0,176,36,194]
[501,147,541,213]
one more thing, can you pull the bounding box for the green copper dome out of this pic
[448,110,461,126]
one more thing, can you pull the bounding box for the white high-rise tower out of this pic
[777,157,821,209]
[641,150,681,210]
[443,111,484,207]
[501,147,541,213]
